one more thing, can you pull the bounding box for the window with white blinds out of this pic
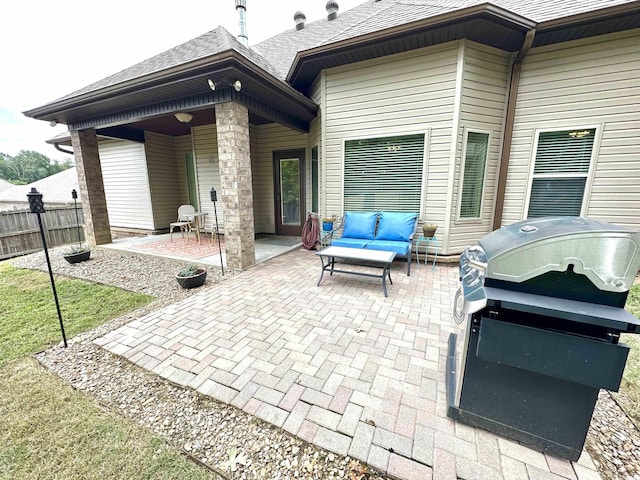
[344,134,425,212]
[459,131,489,219]
[527,129,595,219]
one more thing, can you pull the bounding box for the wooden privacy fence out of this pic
[0,205,86,260]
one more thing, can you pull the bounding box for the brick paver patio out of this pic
[96,248,601,480]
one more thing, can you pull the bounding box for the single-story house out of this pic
[0,179,13,194]
[0,167,80,211]
[23,0,640,269]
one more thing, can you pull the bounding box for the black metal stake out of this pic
[210,188,224,276]
[27,188,67,348]
[71,189,81,247]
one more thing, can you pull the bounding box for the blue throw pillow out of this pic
[342,212,378,239]
[375,212,417,241]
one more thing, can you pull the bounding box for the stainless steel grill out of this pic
[447,217,640,460]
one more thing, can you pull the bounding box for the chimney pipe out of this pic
[294,11,306,30]
[235,0,248,46]
[326,0,339,20]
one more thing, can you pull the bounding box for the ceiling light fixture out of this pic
[174,112,193,123]
[49,119,58,127]
[233,80,242,92]
[207,78,216,91]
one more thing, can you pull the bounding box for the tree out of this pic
[0,150,72,184]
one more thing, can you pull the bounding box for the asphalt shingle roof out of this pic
[53,26,277,103]
[0,178,13,193]
[36,0,639,106]
[0,167,80,204]
[254,0,638,80]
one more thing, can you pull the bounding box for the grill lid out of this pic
[478,217,640,293]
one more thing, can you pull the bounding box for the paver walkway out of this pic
[96,248,601,480]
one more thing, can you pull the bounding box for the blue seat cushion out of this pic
[375,212,418,242]
[332,238,370,249]
[342,211,378,240]
[367,240,411,256]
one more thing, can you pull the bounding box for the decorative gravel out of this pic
[10,247,640,480]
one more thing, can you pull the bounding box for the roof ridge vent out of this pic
[326,0,339,20]
[294,11,306,30]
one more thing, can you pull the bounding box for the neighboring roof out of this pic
[0,179,13,193]
[0,167,80,205]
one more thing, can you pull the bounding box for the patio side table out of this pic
[416,235,438,270]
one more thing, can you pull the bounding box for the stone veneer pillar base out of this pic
[215,102,256,269]
[70,129,112,246]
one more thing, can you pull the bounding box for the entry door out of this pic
[274,149,305,236]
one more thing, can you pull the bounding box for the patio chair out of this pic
[169,204,196,242]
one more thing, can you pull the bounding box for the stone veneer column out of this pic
[70,128,112,246]
[215,101,256,269]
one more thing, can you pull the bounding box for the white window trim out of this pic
[456,127,491,222]
[523,124,602,220]
[340,128,430,218]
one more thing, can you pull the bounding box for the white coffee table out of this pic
[316,246,397,297]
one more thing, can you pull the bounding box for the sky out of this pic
[1,0,364,162]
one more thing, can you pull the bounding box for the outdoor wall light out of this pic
[207,78,242,92]
[174,112,193,123]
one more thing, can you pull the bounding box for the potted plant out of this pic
[176,264,207,289]
[62,245,91,264]
[422,224,438,238]
[322,216,335,232]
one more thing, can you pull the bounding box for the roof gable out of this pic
[51,26,277,104]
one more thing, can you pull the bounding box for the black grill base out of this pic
[446,331,598,461]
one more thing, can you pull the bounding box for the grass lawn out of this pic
[0,262,151,363]
[0,262,219,480]
[0,358,218,480]
[619,282,640,425]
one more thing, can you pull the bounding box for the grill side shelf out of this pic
[484,286,640,333]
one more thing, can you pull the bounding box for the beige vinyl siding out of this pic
[99,139,153,229]
[144,132,183,230]
[504,29,640,230]
[174,134,193,206]
[449,41,510,252]
[324,42,459,252]
[192,124,221,233]
[252,123,308,233]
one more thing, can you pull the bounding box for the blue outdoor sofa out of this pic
[331,211,419,275]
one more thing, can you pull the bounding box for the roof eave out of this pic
[287,3,536,86]
[537,1,640,30]
[24,50,317,122]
